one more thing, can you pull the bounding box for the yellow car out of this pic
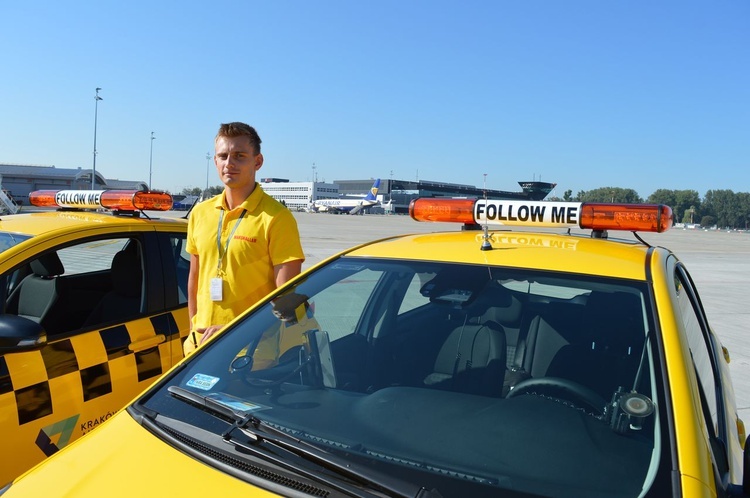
[3,198,748,497]
[0,190,190,485]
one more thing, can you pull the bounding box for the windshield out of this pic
[0,231,32,254]
[136,257,666,497]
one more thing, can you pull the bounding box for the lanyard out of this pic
[216,208,247,275]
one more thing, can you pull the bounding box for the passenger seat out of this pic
[15,252,66,331]
[424,285,508,397]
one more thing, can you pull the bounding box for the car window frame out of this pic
[672,261,732,479]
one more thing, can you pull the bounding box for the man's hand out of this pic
[197,325,224,345]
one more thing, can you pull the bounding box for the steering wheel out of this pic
[506,377,607,415]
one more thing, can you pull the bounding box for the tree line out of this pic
[549,187,750,229]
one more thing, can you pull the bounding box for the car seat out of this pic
[83,247,143,327]
[423,283,508,397]
[15,252,66,328]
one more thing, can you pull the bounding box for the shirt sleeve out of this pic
[186,209,199,256]
[268,209,305,266]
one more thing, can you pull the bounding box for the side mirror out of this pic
[0,314,47,352]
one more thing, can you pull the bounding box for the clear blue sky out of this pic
[1,1,748,199]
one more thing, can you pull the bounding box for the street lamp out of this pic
[91,88,103,190]
[149,132,155,189]
[205,152,211,194]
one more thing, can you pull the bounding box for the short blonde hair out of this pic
[216,122,262,154]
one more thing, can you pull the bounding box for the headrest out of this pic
[481,292,522,325]
[468,282,512,314]
[30,252,64,277]
[586,291,642,319]
[111,250,142,298]
[584,291,645,349]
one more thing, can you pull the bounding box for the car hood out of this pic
[7,412,278,497]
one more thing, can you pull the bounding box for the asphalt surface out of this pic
[291,212,750,423]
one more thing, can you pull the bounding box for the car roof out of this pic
[342,229,666,281]
[0,210,187,238]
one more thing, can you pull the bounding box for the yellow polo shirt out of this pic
[186,185,304,339]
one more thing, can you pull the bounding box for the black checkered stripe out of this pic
[0,311,185,428]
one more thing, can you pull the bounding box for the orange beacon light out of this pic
[409,198,672,233]
[29,190,173,212]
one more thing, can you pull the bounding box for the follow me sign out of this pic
[54,190,105,209]
[474,200,583,228]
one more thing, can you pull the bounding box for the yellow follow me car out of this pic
[0,190,190,485]
[3,198,749,497]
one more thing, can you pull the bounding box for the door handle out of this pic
[129,334,166,352]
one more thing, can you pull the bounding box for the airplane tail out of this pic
[364,179,380,201]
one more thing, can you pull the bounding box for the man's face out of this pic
[214,135,263,190]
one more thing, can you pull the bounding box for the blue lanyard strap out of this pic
[216,209,247,274]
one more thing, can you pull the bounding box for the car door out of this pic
[671,260,744,490]
[0,230,189,485]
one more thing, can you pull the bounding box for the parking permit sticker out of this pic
[186,374,220,391]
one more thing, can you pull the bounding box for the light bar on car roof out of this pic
[409,198,673,233]
[29,190,173,211]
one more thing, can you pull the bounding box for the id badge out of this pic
[210,277,223,301]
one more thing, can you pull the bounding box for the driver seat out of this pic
[543,292,645,399]
[83,247,143,327]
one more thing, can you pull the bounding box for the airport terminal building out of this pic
[261,177,556,214]
[0,164,555,215]
[0,164,148,205]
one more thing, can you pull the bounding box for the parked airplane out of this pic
[309,179,380,214]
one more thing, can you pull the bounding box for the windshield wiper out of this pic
[167,386,441,498]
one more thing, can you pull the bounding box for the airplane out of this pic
[309,179,381,214]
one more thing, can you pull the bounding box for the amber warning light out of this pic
[29,190,173,212]
[409,198,673,233]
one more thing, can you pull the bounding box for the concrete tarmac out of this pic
[292,212,750,423]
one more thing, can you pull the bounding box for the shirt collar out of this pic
[213,183,263,213]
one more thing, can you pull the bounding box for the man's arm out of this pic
[188,253,200,324]
[274,259,303,288]
[187,254,224,345]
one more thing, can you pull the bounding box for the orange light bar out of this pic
[29,190,173,211]
[410,198,673,233]
[409,198,476,224]
[580,203,673,233]
[28,190,60,208]
[100,190,173,211]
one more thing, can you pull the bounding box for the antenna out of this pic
[480,173,492,251]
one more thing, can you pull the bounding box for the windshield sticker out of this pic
[186,373,220,391]
[206,393,268,414]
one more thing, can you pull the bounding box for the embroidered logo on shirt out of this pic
[234,235,257,243]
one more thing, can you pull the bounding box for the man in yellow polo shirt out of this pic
[184,122,304,355]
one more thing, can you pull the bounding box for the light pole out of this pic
[149,131,155,189]
[205,152,211,194]
[91,88,102,190]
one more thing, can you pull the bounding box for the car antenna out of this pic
[480,173,492,251]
